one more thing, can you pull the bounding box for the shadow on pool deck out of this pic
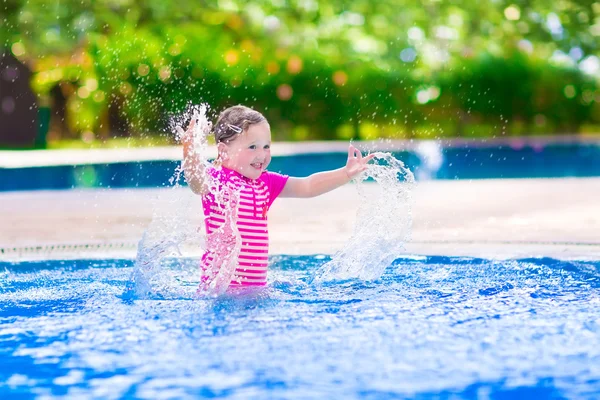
[1,178,599,261]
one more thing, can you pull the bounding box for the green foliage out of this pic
[1,0,599,145]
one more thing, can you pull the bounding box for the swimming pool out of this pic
[1,255,599,398]
[1,142,599,191]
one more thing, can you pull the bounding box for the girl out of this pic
[181,105,374,293]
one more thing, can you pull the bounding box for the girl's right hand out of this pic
[176,117,195,144]
[177,112,211,144]
[184,116,197,142]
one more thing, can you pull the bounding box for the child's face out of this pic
[220,121,272,180]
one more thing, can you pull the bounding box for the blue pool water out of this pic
[1,256,599,399]
[1,143,600,191]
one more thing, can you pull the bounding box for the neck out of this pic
[220,165,256,180]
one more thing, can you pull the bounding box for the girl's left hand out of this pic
[345,144,375,179]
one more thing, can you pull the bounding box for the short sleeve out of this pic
[260,170,289,207]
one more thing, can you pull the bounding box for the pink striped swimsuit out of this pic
[200,166,288,287]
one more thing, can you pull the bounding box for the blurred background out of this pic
[0,0,599,149]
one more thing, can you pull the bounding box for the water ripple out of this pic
[0,256,599,399]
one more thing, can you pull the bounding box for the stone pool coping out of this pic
[2,178,599,262]
[1,134,599,168]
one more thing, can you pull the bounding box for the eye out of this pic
[264,144,270,150]
[248,145,257,150]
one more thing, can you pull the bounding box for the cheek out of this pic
[232,149,251,163]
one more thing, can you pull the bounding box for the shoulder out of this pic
[207,166,238,184]
[259,170,289,202]
[203,166,237,198]
[259,170,289,185]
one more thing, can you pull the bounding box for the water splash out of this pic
[314,152,415,282]
[130,103,242,299]
[128,188,205,299]
[197,184,242,296]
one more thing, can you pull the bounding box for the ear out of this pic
[217,142,229,160]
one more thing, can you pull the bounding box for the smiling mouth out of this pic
[251,162,263,170]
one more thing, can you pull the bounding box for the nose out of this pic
[256,148,269,161]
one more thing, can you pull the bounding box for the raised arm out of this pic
[280,144,375,198]
[179,116,211,195]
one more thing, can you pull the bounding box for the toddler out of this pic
[181,105,373,293]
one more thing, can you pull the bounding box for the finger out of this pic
[187,117,196,131]
[347,145,355,159]
[176,126,188,142]
[364,153,376,163]
[355,147,363,161]
[202,121,213,137]
[192,110,200,123]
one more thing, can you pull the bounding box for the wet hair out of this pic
[213,105,267,144]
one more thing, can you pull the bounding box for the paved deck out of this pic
[1,178,599,261]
